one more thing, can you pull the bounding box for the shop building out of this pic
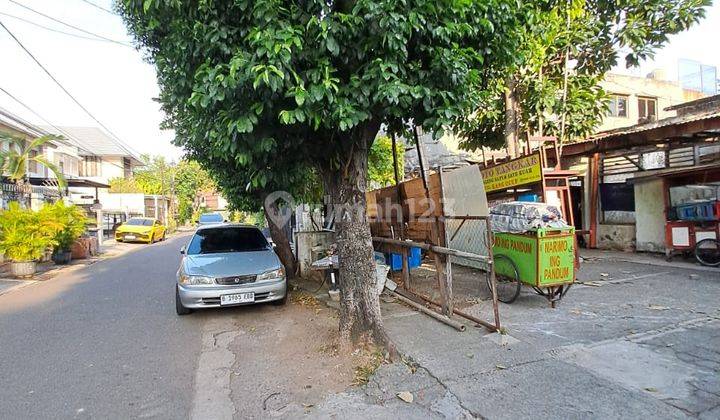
[555,94,720,253]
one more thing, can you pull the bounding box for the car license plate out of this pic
[220,292,254,305]
[124,235,136,240]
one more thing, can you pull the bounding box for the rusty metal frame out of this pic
[372,213,501,332]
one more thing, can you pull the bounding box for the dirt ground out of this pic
[227,285,381,418]
[395,260,491,310]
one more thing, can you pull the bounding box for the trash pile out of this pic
[489,201,569,233]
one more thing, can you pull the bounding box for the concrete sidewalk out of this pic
[314,256,720,418]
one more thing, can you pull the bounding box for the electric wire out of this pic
[78,0,115,15]
[0,11,129,45]
[0,18,138,160]
[6,0,131,47]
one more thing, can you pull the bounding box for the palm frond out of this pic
[24,135,59,154]
[32,155,67,191]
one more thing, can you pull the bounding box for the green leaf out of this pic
[326,36,339,56]
[295,89,306,106]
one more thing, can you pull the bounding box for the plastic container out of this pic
[386,247,422,271]
[517,193,540,202]
[676,201,718,221]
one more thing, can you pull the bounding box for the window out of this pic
[638,97,657,121]
[125,218,154,226]
[28,149,39,174]
[123,157,132,179]
[199,213,224,224]
[81,156,101,177]
[607,95,628,117]
[186,227,269,255]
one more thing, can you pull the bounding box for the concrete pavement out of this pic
[313,258,720,419]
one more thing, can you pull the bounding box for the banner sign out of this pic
[481,153,542,193]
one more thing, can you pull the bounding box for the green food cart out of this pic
[489,227,576,306]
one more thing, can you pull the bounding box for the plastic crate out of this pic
[676,201,718,221]
[387,247,422,271]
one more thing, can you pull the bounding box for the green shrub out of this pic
[39,202,89,252]
[0,203,61,262]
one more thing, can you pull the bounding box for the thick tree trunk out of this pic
[263,199,297,279]
[321,123,396,356]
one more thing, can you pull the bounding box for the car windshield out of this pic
[199,213,223,223]
[186,227,269,255]
[126,218,153,226]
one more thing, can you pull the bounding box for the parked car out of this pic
[115,217,166,244]
[175,224,287,315]
[197,212,225,226]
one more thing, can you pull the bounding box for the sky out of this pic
[0,1,719,163]
[0,0,181,160]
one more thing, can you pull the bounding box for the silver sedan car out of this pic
[175,224,287,315]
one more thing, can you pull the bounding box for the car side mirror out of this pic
[180,246,185,255]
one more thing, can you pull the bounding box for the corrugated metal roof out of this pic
[590,110,720,141]
[41,126,143,164]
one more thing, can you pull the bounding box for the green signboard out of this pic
[493,228,575,287]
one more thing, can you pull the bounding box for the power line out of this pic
[0,18,133,158]
[0,85,80,144]
[6,0,131,47]
[0,86,137,173]
[78,0,115,15]
[0,11,130,46]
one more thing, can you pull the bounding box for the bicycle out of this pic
[695,238,720,267]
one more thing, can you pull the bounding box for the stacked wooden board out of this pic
[366,172,443,243]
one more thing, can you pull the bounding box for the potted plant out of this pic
[0,203,59,277]
[40,202,88,265]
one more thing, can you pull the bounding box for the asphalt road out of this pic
[0,233,202,419]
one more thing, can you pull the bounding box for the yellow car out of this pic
[115,217,167,244]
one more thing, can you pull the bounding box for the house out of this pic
[38,126,176,232]
[195,190,228,212]
[41,126,143,187]
[0,107,83,209]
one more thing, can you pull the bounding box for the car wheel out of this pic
[176,286,192,315]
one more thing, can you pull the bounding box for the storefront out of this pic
[549,95,720,252]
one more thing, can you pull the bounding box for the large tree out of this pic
[460,0,711,155]
[119,0,525,348]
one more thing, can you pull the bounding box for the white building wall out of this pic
[97,192,146,215]
[634,179,666,252]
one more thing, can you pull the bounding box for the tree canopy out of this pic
[118,0,531,348]
[459,0,711,152]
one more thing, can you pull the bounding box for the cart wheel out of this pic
[695,238,720,267]
[488,254,521,304]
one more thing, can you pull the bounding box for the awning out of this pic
[27,177,110,189]
[628,163,720,184]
